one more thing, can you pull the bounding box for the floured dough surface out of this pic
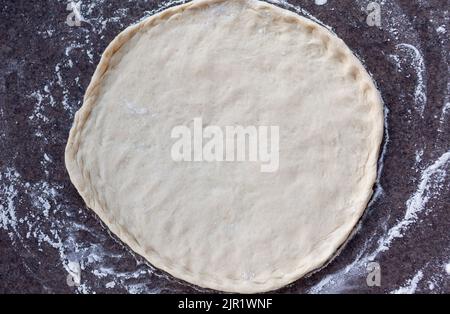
[65,0,383,293]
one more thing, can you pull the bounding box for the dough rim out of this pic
[65,0,384,293]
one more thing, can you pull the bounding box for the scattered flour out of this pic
[436,25,446,34]
[445,263,450,275]
[390,271,424,294]
[66,260,82,286]
[415,149,424,166]
[440,102,450,128]
[0,168,20,234]
[396,44,427,117]
[375,151,450,253]
[105,281,116,289]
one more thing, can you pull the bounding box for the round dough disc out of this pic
[66,0,384,293]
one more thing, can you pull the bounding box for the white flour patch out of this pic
[436,25,446,34]
[396,44,427,117]
[443,102,450,116]
[127,283,151,294]
[390,270,423,294]
[29,91,50,123]
[445,263,450,275]
[105,281,116,289]
[66,260,82,286]
[314,0,328,5]
[308,249,367,293]
[415,149,424,166]
[123,99,149,115]
[55,62,76,115]
[37,28,56,39]
[439,102,450,130]
[0,168,20,235]
[388,54,403,73]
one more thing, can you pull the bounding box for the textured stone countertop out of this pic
[0,0,449,293]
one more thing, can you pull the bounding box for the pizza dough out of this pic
[65,0,384,293]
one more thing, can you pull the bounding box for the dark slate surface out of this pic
[0,0,449,293]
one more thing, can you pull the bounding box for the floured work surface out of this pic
[1,0,449,293]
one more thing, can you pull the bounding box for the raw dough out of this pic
[65,0,384,293]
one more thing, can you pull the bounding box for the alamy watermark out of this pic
[66,1,83,27]
[66,260,81,287]
[366,261,381,287]
[366,2,382,28]
[171,118,279,173]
